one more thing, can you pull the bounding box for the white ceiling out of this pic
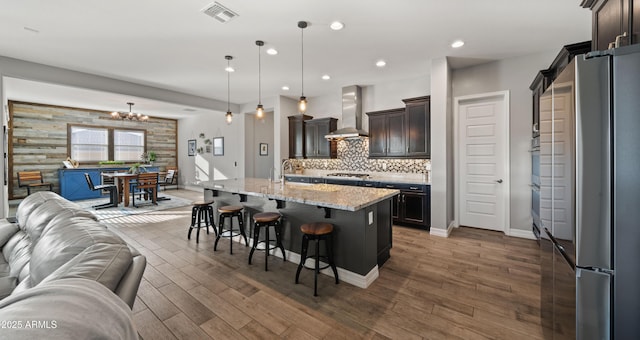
[0,0,591,119]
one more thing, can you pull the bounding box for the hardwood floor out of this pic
[106,189,543,339]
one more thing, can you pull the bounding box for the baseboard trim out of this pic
[429,220,455,238]
[183,185,202,192]
[236,236,379,289]
[506,229,536,240]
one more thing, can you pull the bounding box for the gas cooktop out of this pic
[326,172,370,179]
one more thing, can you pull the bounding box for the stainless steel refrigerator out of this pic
[539,44,640,339]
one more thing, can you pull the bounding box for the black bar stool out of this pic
[248,212,286,271]
[187,200,216,243]
[214,205,248,254]
[295,222,339,296]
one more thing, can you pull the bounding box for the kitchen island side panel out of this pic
[208,190,388,276]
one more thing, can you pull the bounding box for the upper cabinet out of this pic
[304,118,338,159]
[288,114,312,159]
[529,42,590,137]
[582,0,640,50]
[367,109,406,158]
[403,96,431,158]
[366,95,430,159]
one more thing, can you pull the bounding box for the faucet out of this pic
[281,159,293,183]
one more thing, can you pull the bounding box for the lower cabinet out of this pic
[285,176,430,229]
[380,182,430,229]
[59,166,159,201]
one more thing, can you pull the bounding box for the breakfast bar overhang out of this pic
[203,178,399,288]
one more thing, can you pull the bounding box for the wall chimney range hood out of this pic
[325,85,368,139]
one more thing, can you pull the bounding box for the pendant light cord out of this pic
[227,59,230,112]
[258,44,262,105]
[301,26,304,96]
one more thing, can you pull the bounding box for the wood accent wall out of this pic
[8,101,178,199]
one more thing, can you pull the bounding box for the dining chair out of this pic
[84,173,118,209]
[131,172,159,207]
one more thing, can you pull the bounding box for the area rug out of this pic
[76,193,193,221]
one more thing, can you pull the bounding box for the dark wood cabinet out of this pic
[367,96,430,159]
[285,175,431,229]
[530,42,590,138]
[380,182,430,229]
[583,0,639,50]
[288,115,312,159]
[304,118,337,159]
[403,96,431,158]
[530,70,552,137]
[366,108,406,158]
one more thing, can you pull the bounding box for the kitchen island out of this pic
[203,178,399,288]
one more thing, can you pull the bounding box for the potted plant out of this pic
[148,151,157,165]
[128,163,141,174]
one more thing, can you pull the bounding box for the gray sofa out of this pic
[0,191,146,339]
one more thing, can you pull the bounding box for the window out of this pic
[70,126,108,161]
[114,130,145,161]
[68,125,146,162]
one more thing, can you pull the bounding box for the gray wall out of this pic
[451,49,558,234]
[244,111,275,179]
[177,110,245,188]
[430,57,454,234]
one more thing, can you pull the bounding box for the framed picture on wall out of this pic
[188,139,196,156]
[259,143,268,156]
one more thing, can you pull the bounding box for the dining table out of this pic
[101,172,140,207]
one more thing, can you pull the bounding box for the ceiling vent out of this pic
[201,2,238,23]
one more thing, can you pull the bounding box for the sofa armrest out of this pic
[0,219,19,247]
[0,278,138,340]
[114,252,146,309]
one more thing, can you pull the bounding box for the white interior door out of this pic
[457,92,508,231]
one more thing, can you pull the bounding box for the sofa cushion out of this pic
[29,216,128,286]
[0,278,138,340]
[0,276,17,300]
[14,191,60,228]
[40,243,132,292]
[1,231,31,282]
[0,220,19,247]
[23,200,96,243]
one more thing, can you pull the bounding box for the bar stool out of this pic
[295,222,339,296]
[248,212,286,271]
[187,200,216,243]
[214,205,249,254]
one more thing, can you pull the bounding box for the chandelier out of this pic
[111,102,149,121]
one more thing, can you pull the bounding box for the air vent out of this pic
[201,2,238,23]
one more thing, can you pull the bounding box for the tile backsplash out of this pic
[289,138,430,173]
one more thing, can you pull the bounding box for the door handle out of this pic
[496,179,503,183]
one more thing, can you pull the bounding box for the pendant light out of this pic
[110,102,148,122]
[255,40,265,119]
[225,55,233,124]
[297,21,308,114]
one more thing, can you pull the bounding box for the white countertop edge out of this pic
[204,180,399,211]
[284,172,430,185]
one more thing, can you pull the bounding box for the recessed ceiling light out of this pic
[322,74,331,80]
[282,86,290,91]
[224,66,235,72]
[451,40,465,48]
[376,60,386,67]
[330,21,344,31]
[266,48,278,55]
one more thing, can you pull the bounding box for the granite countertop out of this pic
[203,178,399,211]
[284,170,430,185]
